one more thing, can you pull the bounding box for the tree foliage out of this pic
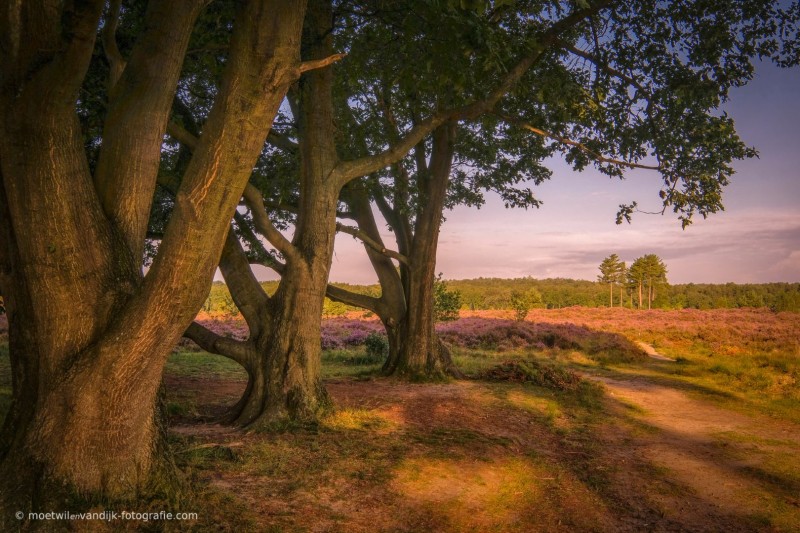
[628,254,668,309]
[433,275,463,322]
[510,288,545,321]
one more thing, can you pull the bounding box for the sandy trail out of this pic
[635,341,677,361]
[590,371,800,531]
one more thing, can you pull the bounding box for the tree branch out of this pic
[233,211,287,275]
[218,230,270,334]
[93,0,205,263]
[497,113,661,171]
[184,321,251,367]
[267,130,299,153]
[167,121,199,150]
[335,222,409,266]
[298,52,346,73]
[102,0,126,90]
[556,38,648,94]
[325,284,379,313]
[242,184,303,266]
[329,0,615,186]
[165,120,302,266]
[1,1,105,108]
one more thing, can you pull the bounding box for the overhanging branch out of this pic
[242,184,303,266]
[298,52,346,73]
[325,284,379,314]
[233,211,287,275]
[329,1,615,186]
[184,321,251,367]
[498,113,661,171]
[335,222,409,266]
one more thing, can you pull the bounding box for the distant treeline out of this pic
[202,278,800,315]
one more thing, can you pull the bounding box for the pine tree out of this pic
[598,254,624,308]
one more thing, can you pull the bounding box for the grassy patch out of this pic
[321,348,383,378]
[321,408,393,432]
[605,357,800,424]
[166,350,247,380]
[479,359,583,391]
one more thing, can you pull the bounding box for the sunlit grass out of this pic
[391,455,612,531]
[593,353,800,424]
[321,408,394,432]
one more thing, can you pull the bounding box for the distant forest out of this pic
[203,278,800,315]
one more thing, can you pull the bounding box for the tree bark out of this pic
[200,0,339,428]
[638,281,643,309]
[0,0,306,515]
[380,125,463,379]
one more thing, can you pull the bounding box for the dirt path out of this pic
[635,341,676,361]
[589,372,800,531]
[165,371,800,532]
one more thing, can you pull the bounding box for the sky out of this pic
[250,61,800,286]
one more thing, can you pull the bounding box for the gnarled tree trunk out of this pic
[329,125,462,380]
[0,0,306,517]
[187,0,339,428]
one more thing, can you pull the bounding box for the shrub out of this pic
[364,333,389,362]
[434,274,462,322]
[509,289,544,321]
[479,359,583,391]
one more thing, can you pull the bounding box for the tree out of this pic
[0,0,308,512]
[628,255,668,309]
[598,254,625,307]
[510,289,544,321]
[644,255,669,309]
[178,0,796,398]
[191,0,624,391]
[627,257,646,309]
[325,0,798,378]
[616,261,628,307]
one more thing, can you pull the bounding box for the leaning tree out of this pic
[0,0,315,513]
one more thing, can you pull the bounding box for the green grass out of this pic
[321,348,383,378]
[165,350,248,380]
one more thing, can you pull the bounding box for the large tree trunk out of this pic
[234,266,332,427]
[0,0,305,516]
[381,125,462,379]
[383,264,462,380]
[209,0,338,428]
